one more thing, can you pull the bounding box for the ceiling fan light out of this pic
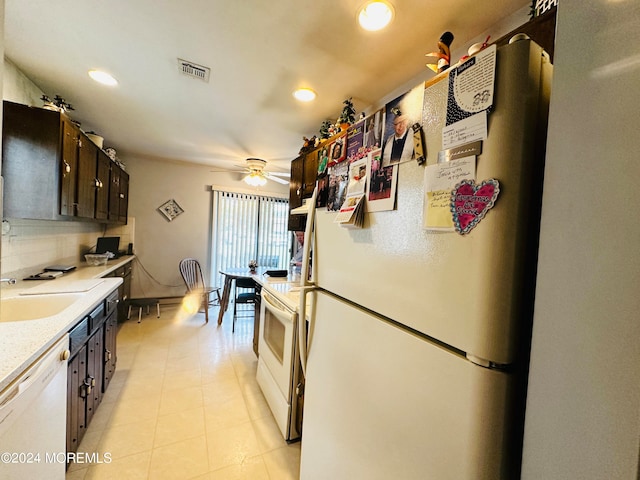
[293,88,316,102]
[245,172,267,187]
[358,1,394,31]
[88,69,118,86]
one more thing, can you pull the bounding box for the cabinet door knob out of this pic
[63,161,71,173]
[95,178,101,187]
[60,349,70,361]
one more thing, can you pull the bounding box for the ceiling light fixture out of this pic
[358,1,394,31]
[245,172,267,187]
[88,69,118,86]
[293,88,317,102]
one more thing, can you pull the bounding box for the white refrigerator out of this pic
[298,39,552,480]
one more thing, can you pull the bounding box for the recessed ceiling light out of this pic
[88,69,118,86]
[293,88,317,102]
[358,1,394,31]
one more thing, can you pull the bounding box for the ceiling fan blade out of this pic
[268,175,290,185]
[210,166,248,173]
[267,171,290,178]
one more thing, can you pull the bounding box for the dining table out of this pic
[216,267,267,325]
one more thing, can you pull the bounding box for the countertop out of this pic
[0,256,134,391]
[259,277,303,312]
[219,267,304,311]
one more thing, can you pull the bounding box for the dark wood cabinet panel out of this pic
[66,289,118,455]
[302,153,318,198]
[253,285,262,357]
[103,314,117,391]
[66,344,87,455]
[60,118,80,216]
[2,100,129,224]
[118,169,129,224]
[85,328,104,427]
[288,149,320,231]
[108,164,128,223]
[77,136,98,218]
[95,151,111,220]
[2,102,62,220]
[288,156,305,231]
[496,7,556,62]
[105,262,132,322]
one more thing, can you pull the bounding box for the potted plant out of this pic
[338,97,357,130]
[319,120,332,140]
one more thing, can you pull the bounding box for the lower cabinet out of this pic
[66,289,118,455]
[105,262,132,322]
[253,284,262,357]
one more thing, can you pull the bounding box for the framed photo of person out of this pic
[327,132,347,166]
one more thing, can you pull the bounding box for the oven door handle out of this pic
[262,292,294,323]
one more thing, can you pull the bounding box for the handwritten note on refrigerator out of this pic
[442,111,487,150]
[423,156,476,231]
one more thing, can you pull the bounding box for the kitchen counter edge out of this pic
[0,256,135,391]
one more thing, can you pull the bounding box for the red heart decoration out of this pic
[450,179,500,235]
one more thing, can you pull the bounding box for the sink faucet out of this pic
[0,278,17,285]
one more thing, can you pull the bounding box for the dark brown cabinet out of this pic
[105,261,132,322]
[66,290,119,455]
[60,117,81,216]
[95,150,111,221]
[2,100,128,224]
[287,152,318,231]
[108,163,129,224]
[2,101,63,220]
[103,314,118,390]
[253,284,262,357]
[77,135,99,219]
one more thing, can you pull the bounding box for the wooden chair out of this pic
[233,277,256,333]
[179,258,221,323]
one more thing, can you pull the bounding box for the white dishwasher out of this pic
[0,334,70,479]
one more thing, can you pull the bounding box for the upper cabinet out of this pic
[108,164,129,224]
[2,101,128,224]
[287,152,318,231]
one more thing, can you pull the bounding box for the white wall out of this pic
[521,1,640,479]
[3,57,42,106]
[126,154,287,299]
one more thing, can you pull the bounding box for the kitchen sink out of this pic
[0,294,83,322]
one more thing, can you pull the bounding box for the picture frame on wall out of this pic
[157,198,184,222]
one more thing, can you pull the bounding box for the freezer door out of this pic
[314,40,551,365]
[300,291,515,480]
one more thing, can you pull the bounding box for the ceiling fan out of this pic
[211,158,290,186]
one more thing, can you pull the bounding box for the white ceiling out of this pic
[4,0,529,174]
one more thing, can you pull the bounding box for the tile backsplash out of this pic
[1,218,135,278]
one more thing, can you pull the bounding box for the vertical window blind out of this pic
[211,190,291,288]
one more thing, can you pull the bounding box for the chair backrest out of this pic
[235,277,255,290]
[179,258,206,292]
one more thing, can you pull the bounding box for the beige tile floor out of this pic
[66,303,301,480]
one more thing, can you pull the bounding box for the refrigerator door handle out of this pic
[300,186,317,288]
[298,285,315,376]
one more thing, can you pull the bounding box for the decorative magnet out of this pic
[450,179,500,235]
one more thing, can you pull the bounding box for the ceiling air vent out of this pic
[178,58,210,82]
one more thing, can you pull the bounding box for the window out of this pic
[211,190,291,287]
